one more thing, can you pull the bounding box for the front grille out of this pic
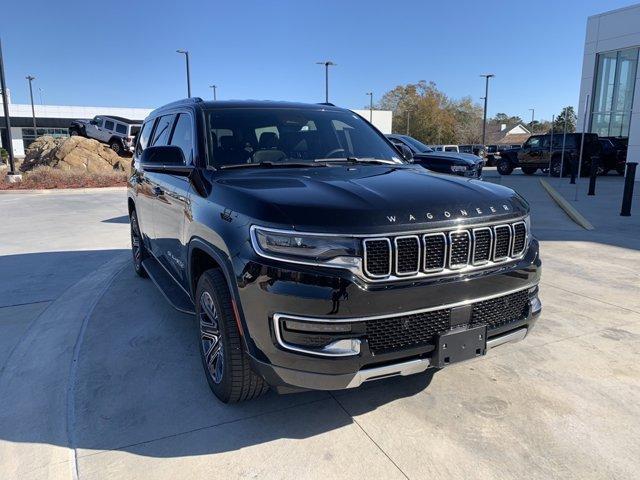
[472,228,492,264]
[364,289,530,354]
[365,309,451,354]
[512,222,526,256]
[395,236,420,275]
[362,218,528,280]
[470,289,530,329]
[363,239,391,277]
[493,225,512,260]
[449,231,470,268]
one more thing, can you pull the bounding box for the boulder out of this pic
[21,136,129,174]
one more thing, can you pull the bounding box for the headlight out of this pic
[251,227,360,267]
[450,165,468,173]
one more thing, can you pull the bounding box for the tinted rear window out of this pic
[115,124,127,135]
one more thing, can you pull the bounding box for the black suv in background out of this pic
[386,134,483,178]
[497,133,602,176]
[128,99,541,403]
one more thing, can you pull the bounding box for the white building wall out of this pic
[351,109,393,134]
[578,3,640,171]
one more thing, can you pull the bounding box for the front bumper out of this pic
[235,239,541,391]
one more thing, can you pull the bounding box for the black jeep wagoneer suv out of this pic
[128,98,542,403]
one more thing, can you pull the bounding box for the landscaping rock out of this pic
[21,136,130,174]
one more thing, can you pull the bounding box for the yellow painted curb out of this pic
[539,179,594,230]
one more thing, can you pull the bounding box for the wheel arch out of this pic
[188,237,248,344]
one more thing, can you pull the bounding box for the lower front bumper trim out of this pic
[345,358,431,388]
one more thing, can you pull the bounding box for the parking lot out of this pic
[1,175,639,480]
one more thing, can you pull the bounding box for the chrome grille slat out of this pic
[394,235,420,276]
[448,231,471,269]
[362,219,528,281]
[423,233,447,272]
[493,225,512,261]
[472,227,492,265]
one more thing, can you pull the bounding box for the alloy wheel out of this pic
[131,215,142,264]
[199,291,224,384]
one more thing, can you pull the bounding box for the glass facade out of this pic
[590,47,639,138]
[22,127,69,149]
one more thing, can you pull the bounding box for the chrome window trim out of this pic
[363,238,392,278]
[273,283,537,324]
[448,230,471,270]
[394,235,421,276]
[511,221,527,257]
[472,227,493,266]
[422,232,447,272]
[492,224,512,262]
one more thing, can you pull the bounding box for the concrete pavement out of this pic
[0,182,639,480]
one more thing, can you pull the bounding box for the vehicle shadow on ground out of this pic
[68,266,438,458]
[102,215,130,224]
[0,254,437,460]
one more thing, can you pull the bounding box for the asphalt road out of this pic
[0,181,638,480]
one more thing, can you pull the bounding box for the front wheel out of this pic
[196,269,269,403]
[496,159,513,175]
[130,210,148,278]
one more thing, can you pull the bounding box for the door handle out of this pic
[152,186,164,197]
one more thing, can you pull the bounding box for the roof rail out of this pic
[317,102,335,106]
[156,97,204,110]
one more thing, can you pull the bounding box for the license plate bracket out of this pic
[434,325,487,368]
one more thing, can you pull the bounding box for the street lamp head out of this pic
[480,73,495,79]
[176,49,188,54]
[316,61,336,66]
[26,75,35,81]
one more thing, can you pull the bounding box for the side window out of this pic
[94,116,103,127]
[135,120,155,156]
[169,113,193,163]
[526,137,541,148]
[104,119,115,131]
[151,114,176,146]
[115,123,127,135]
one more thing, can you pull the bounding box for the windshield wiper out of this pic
[220,161,326,170]
[314,157,400,165]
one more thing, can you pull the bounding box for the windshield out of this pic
[206,108,403,168]
[399,135,432,153]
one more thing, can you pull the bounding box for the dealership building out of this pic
[578,3,640,171]
[0,92,392,158]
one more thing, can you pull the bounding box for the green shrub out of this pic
[0,147,7,161]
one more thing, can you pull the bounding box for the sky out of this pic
[1,0,636,122]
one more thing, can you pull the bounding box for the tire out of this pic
[109,139,123,155]
[496,158,513,175]
[130,210,148,278]
[521,166,537,175]
[616,164,626,176]
[69,129,79,136]
[196,269,269,403]
[550,156,563,177]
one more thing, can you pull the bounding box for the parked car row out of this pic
[69,115,141,155]
[386,134,483,178]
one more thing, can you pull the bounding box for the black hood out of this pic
[214,165,528,233]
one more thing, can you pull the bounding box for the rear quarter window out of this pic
[115,124,127,135]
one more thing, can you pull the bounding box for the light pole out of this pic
[26,75,37,136]
[0,37,17,174]
[366,92,373,122]
[176,50,191,98]
[316,60,336,103]
[480,74,495,147]
[209,84,217,101]
[529,108,535,132]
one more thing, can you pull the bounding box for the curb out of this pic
[0,186,126,195]
[539,179,595,230]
